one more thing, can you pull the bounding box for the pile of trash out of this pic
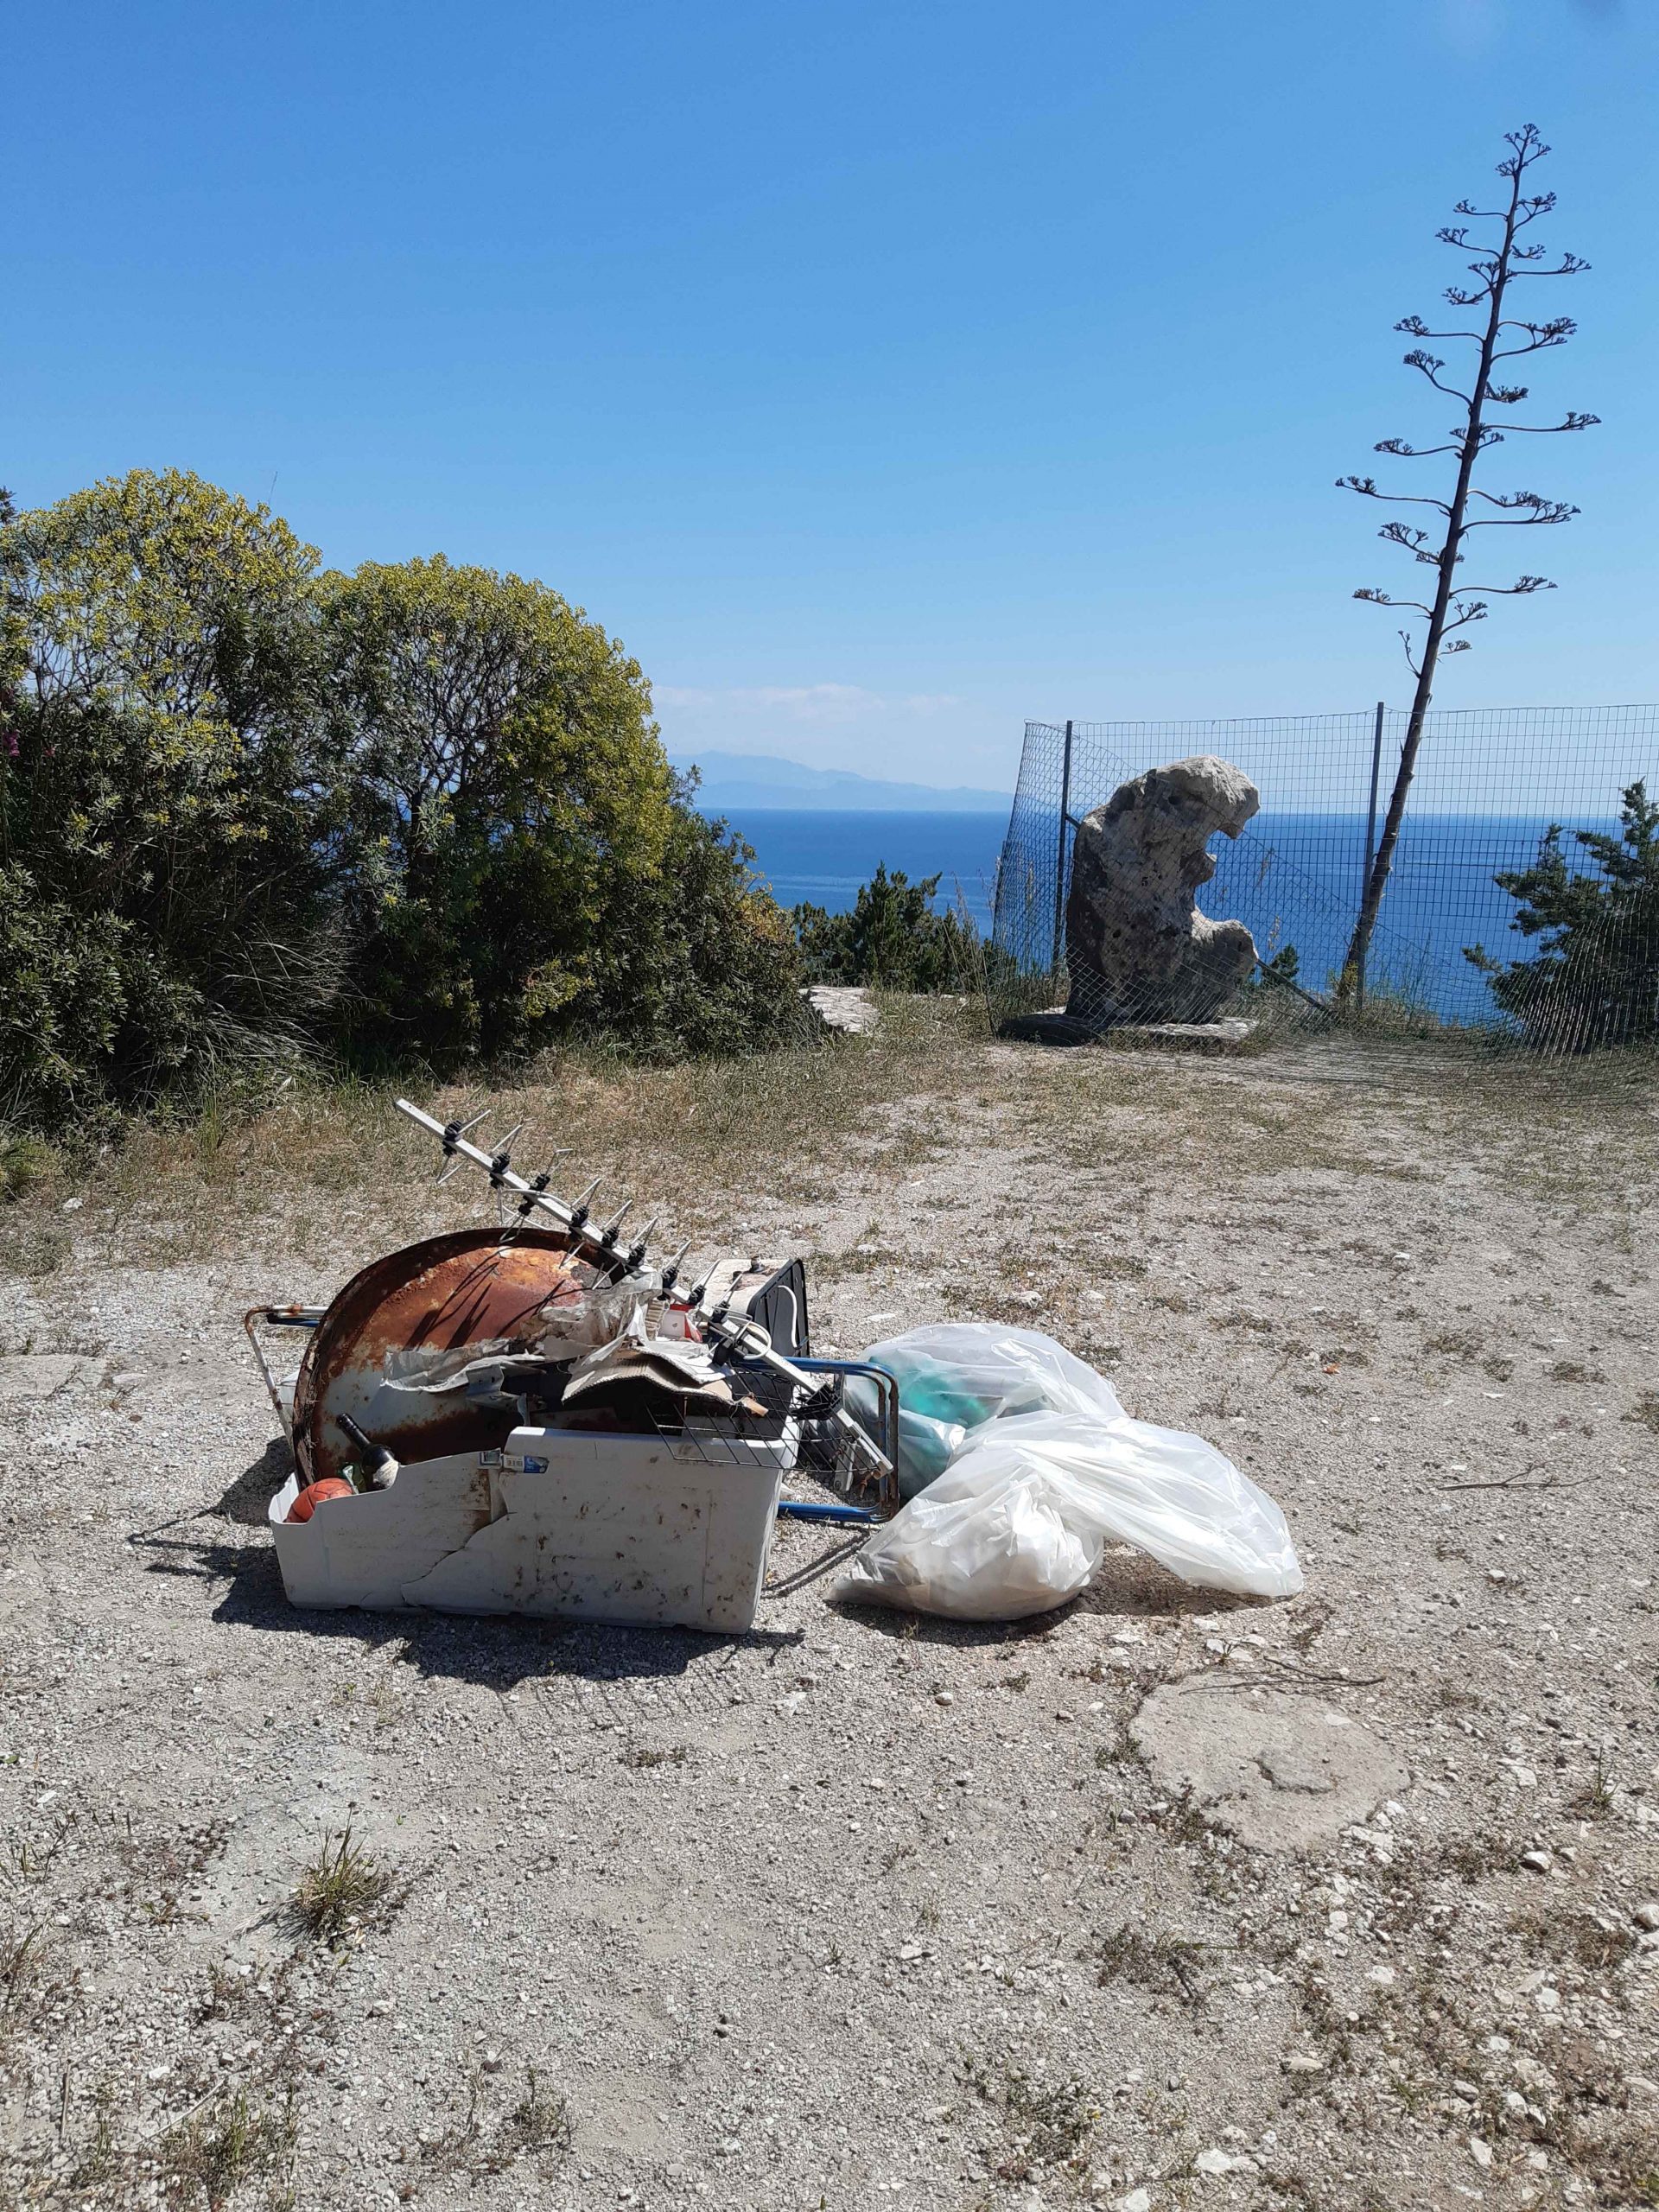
[836,1324,1302,1619]
[245,1098,1301,1632]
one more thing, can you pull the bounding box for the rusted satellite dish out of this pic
[291,1228,617,1484]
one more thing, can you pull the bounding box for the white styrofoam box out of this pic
[268,1452,493,1611]
[268,1423,793,1633]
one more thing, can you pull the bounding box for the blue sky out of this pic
[3,1,1653,791]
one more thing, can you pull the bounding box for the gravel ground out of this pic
[2,1033,1656,2211]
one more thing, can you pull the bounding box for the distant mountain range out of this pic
[669,748,1012,815]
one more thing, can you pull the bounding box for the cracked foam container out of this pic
[268,1421,795,1633]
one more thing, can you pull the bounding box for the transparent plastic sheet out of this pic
[378,1290,700,1402]
[836,1326,1303,1618]
[843,1324,1125,1500]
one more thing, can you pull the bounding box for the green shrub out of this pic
[0,471,342,1124]
[794,862,982,992]
[587,797,811,1055]
[1465,781,1659,1050]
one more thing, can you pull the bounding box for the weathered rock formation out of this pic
[1065,755,1259,1025]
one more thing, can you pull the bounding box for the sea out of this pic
[715,805,1600,1023]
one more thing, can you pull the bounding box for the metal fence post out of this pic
[1052,719,1074,981]
[1356,701,1385,1014]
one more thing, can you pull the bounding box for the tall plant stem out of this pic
[1341,161,1528,998]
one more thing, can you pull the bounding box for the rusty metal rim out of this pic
[292,1227,618,1484]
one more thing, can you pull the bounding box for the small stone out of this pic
[1521,1849,1553,1873]
[1633,1903,1659,1933]
[934,1691,955,1707]
[480,2050,503,2073]
[1194,2148,1249,2176]
[1469,2136,1494,2170]
[1116,2191,1152,2212]
[1282,2054,1325,2075]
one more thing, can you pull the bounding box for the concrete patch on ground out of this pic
[1131,1679,1408,1850]
[0,1353,90,1404]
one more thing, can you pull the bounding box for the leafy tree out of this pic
[1339,125,1596,996]
[0,481,809,1128]
[794,863,982,992]
[322,557,802,1063]
[0,469,340,1122]
[1465,782,1659,1050]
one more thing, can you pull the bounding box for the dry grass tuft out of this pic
[961,2055,1100,2187]
[1092,1922,1218,2003]
[156,2086,296,2209]
[419,2063,573,2181]
[0,1920,69,2050]
[289,1827,402,1947]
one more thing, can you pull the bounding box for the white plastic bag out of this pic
[845,1324,1126,1498]
[834,1458,1102,1621]
[836,1408,1303,1619]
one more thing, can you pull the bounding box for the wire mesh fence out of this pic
[990,705,1659,1071]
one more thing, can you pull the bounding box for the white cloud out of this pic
[655,682,961,728]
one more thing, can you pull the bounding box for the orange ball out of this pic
[287,1477,356,1523]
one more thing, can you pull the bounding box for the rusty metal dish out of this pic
[291,1229,617,1484]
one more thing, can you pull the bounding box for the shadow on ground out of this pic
[126,1439,806,1691]
[829,1548,1262,1649]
